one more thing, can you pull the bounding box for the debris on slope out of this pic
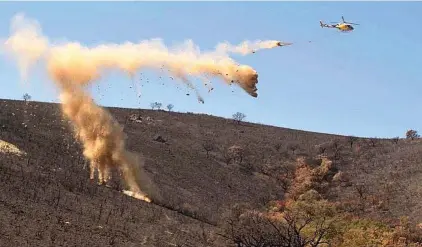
[123,189,152,202]
[0,139,26,156]
[129,114,155,124]
[153,134,167,143]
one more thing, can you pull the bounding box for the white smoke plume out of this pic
[1,13,283,202]
[1,13,49,84]
[215,40,292,55]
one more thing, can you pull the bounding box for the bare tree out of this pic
[316,144,326,155]
[347,136,358,149]
[354,183,367,212]
[331,139,343,160]
[202,140,215,158]
[220,209,332,247]
[355,184,367,200]
[391,137,399,144]
[23,93,31,102]
[277,164,296,192]
[331,139,341,151]
[274,143,282,152]
[232,112,246,124]
[223,152,232,165]
[369,138,378,147]
[287,143,299,155]
[406,129,419,140]
[167,104,174,112]
[150,102,162,110]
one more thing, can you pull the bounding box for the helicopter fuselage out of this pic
[336,23,354,32]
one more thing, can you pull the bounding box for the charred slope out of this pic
[1,99,422,246]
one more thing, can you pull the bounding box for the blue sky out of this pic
[0,2,421,138]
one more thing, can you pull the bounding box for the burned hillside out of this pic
[1,99,422,246]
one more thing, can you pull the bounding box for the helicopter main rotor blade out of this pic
[346,22,360,25]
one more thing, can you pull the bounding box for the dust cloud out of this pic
[1,13,282,202]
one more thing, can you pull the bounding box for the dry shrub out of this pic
[332,171,348,183]
[225,145,244,165]
[221,155,422,247]
[220,199,337,247]
[311,158,332,181]
[287,157,335,200]
[287,164,314,200]
[333,218,395,247]
[392,217,422,246]
[298,189,322,202]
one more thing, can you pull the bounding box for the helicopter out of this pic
[319,16,359,32]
